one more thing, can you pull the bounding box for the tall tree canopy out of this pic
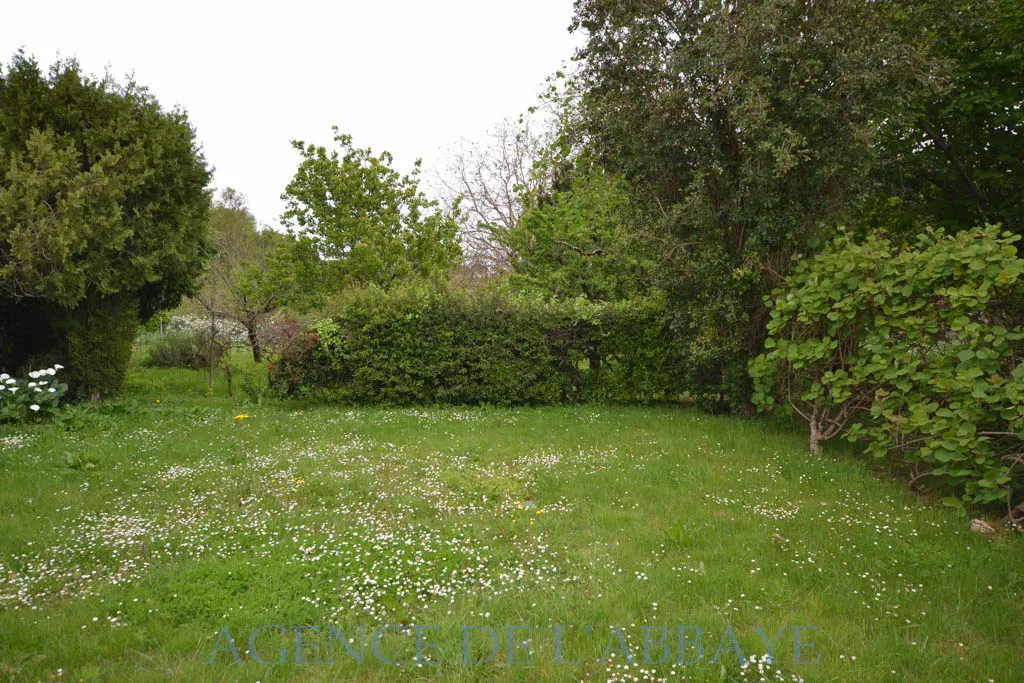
[506,160,655,302]
[0,52,211,398]
[868,0,1024,234]
[282,129,461,293]
[569,0,900,410]
[565,0,1023,411]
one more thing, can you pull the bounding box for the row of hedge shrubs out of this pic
[267,287,688,406]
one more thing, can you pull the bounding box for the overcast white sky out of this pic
[1,0,583,229]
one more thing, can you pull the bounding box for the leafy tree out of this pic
[567,0,901,412]
[505,161,655,302]
[0,53,211,398]
[191,189,290,362]
[282,129,461,292]
[564,0,1022,412]
[866,0,1024,236]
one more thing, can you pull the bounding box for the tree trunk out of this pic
[247,322,262,363]
[809,405,823,455]
[809,418,822,455]
[209,309,216,389]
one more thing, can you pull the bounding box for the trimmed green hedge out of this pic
[267,287,687,406]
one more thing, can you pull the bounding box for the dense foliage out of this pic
[560,0,1024,412]
[505,162,655,302]
[281,129,461,295]
[0,53,211,398]
[142,329,224,371]
[267,287,686,406]
[751,226,1024,512]
[867,0,1024,235]
[565,0,902,410]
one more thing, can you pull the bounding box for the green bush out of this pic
[65,294,139,401]
[585,296,690,403]
[143,329,225,371]
[143,332,200,369]
[268,286,688,406]
[751,226,1024,511]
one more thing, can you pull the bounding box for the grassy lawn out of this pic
[1,362,1022,682]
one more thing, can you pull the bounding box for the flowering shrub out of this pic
[167,315,248,343]
[0,365,69,423]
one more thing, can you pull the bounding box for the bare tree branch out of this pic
[555,240,608,258]
[433,117,551,279]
